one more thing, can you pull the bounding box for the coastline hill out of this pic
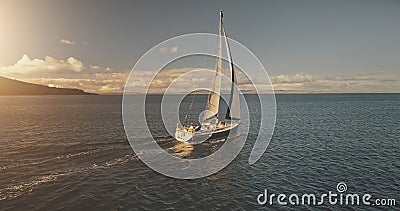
[0,76,94,95]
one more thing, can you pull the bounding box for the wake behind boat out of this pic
[175,11,240,144]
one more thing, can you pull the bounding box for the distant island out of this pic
[0,76,95,95]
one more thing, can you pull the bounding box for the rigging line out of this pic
[184,92,195,123]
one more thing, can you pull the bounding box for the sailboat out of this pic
[175,11,240,143]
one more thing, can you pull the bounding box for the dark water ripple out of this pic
[0,94,399,210]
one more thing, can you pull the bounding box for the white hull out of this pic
[175,123,239,144]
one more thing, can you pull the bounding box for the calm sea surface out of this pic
[0,94,399,210]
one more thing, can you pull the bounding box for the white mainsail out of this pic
[204,11,223,122]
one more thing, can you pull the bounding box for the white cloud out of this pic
[159,47,179,54]
[40,68,400,94]
[273,73,314,84]
[270,72,400,93]
[59,39,75,46]
[158,47,168,53]
[66,57,84,72]
[89,65,100,70]
[17,70,400,94]
[2,54,398,94]
[90,65,113,72]
[170,47,178,53]
[0,54,84,75]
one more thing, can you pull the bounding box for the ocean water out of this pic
[0,94,399,210]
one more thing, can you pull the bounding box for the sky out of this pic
[0,0,399,93]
